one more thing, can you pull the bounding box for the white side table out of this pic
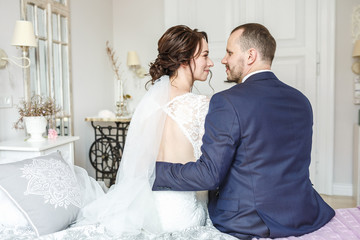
[0,136,79,165]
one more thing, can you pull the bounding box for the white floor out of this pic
[321,194,357,209]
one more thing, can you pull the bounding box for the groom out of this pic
[152,23,335,239]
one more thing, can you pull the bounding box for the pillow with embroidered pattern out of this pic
[0,151,81,236]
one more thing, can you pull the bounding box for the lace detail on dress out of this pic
[153,93,210,232]
[164,93,209,159]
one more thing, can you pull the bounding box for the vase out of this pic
[24,116,48,142]
[115,100,130,118]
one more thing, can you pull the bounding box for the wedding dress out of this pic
[75,76,207,234]
[75,76,237,240]
[153,92,210,232]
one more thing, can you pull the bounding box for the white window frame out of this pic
[21,0,73,136]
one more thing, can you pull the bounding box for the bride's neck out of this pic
[170,68,194,98]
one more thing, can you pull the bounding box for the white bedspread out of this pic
[0,223,238,240]
[2,207,360,240]
[2,163,360,240]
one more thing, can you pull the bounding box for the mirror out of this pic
[24,0,72,136]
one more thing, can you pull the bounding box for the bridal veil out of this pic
[76,76,170,236]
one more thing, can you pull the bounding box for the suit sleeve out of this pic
[152,92,241,191]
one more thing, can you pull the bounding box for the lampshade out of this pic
[11,20,37,47]
[353,40,360,57]
[127,51,140,66]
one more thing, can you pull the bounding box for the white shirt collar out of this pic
[242,70,272,83]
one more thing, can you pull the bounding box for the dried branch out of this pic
[106,41,122,80]
[13,94,61,129]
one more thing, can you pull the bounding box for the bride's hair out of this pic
[148,25,208,86]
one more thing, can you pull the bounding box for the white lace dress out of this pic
[74,78,238,239]
[153,92,210,232]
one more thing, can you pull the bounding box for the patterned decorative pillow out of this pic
[0,189,28,227]
[0,151,82,236]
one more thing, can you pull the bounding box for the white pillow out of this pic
[73,165,106,205]
[0,189,28,227]
[0,151,82,236]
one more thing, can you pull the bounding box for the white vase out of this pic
[24,116,48,142]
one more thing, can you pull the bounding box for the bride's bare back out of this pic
[157,115,195,164]
[154,91,210,232]
[157,93,209,164]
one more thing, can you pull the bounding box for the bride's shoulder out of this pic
[165,93,209,113]
[186,93,210,102]
[169,92,208,103]
[171,93,209,108]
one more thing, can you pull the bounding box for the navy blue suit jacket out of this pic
[152,72,335,239]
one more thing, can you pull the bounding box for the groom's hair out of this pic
[232,23,276,64]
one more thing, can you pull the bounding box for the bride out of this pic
[75,25,235,239]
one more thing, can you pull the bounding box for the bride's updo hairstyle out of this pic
[148,25,208,86]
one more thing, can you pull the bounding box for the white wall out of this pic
[112,0,164,111]
[71,0,164,177]
[334,0,360,195]
[0,0,27,141]
[71,0,114,175]
[0,0,359,194]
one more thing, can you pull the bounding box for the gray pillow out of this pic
[0,151,82,236]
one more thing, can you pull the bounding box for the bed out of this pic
[1,151,360,240]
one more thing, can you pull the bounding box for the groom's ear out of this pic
[247,48,257,65]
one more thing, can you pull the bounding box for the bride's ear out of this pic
[180,62,189,68]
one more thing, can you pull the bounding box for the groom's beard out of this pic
[226,59,245,84]
[226,67,242,83]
